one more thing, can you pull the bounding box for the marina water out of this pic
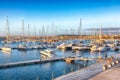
[0,41,119,80]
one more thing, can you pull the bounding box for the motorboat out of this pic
[98,46,107,52]
[1,47,11,52]
[17,45,27,51]
[90,45,99,52]
[57,43,66,49]
[72,46,90,51]
[40,49,56,58]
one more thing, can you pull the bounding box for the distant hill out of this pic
[86,27,120,35]
[87,27,120,31]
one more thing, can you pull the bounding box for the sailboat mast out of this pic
[52,21,54,36]
[99,24,102,40]
[94,29,96,40]
[22,20,24,41]
[56,26,57,36]
[46,26,49,40]
[6,16,10,40]
[28,24,30,39]
[42,26,45,40]
[78,18,82,35]
[34,26,36,40]
[39,28,41,39]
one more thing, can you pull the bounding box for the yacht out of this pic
[90,45,99,52]
[65,44,72,50]
[110,46,119,51]
[57,43,66,49]
[1,47,11,52]
[40,49,56,58]
[98,46,107,52]
[17,45,27,51]
[108,44,119,51]
[72,46,80,50]
[72,45,90,51]
[98,45,110,52]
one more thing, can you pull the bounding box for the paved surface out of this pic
[89,68,120,80]
[55,54,120,80]
[55,62,104,80]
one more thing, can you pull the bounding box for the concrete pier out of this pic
[55,54,120,80]
[89,68,120,80]
[54,62,104,80]
[0,57,64,69]
[0,57,96,69]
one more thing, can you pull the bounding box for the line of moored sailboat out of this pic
[0,39,120,58]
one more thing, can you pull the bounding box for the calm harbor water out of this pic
[0,42,119,80]
[0,61,93,80]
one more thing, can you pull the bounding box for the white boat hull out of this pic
[1,47,11,52]
[40,50,56,58]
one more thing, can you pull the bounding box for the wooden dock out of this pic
[0,57,64,69]
[65,57,97,63]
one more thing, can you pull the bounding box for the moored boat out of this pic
[40,49,56,58]
[1,47,11,52]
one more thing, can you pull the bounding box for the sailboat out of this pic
[1,16,12,52]
[17,20,28,51]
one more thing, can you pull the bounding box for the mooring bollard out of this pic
[115,60,119,64]
[103,65,107,70]
[111,62,115,66]
[108,63,112,68]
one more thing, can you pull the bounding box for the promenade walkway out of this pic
[89,68,120,80]
[55,54,120,80]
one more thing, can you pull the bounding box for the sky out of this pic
[0,0,120,36]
